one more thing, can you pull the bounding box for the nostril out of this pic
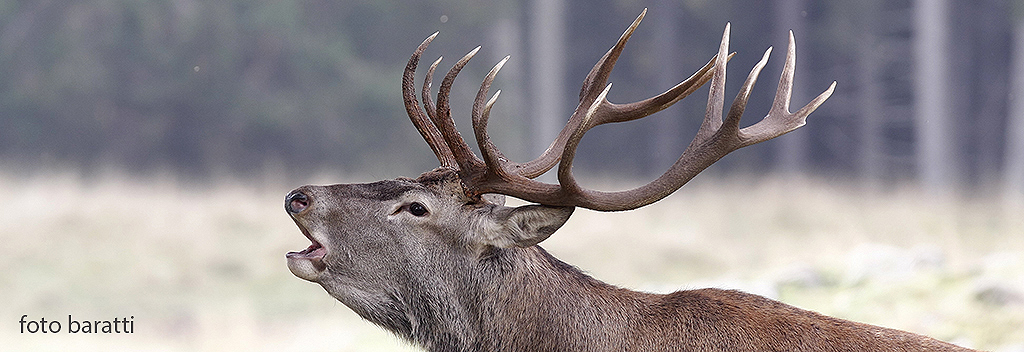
[286,192,310,214]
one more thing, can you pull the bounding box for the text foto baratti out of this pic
[19,315,134,334]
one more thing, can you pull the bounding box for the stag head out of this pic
[285,9,836,348]
[285,169,574,336]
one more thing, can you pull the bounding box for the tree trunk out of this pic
[1005,16,1024,203]
[857,0,885,191]
[529,0,566,182]
[491,16,526,161]
[651,0,683,175]
[913,0,957,193]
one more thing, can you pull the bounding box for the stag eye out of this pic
[408,202,428,216]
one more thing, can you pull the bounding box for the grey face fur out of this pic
[285,168,573,336]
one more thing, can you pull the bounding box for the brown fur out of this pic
[285,169,975,352]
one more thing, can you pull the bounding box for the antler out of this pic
[403,9,836,211]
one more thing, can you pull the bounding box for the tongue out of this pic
[288,243,326,258]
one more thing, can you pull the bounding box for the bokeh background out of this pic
[2,0,1023,351]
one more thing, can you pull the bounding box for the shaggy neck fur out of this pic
[367,244,972,352]
[370,245,635,352]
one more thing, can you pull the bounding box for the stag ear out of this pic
[475,204,574,248]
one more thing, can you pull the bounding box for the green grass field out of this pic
[1,171,1022,351]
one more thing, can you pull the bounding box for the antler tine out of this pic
[723,45,773,134]
[554,82,614,198]
[560,52,724,150]
[688,23,733,151]
[576,13,734,128]
[737,31,837,146]
[603,53,724,123]
[404,32,458,169]
[503,9,648,179]
[472,56,512,177]
[433,47,486,172]
[509,9,726,179]
[551,53,722,197]
[421,55,443,135]
[579,8,646,103]
[565,24,737,210]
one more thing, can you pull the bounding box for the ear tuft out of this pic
[486,205,574,248]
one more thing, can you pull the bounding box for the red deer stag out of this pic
[285,10,973,352]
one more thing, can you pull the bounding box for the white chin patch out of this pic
[287,256,325,282]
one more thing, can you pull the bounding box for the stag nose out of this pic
[286,191,310,214]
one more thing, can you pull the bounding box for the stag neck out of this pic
[343,233,972,352]
[475,247,646,351]
[473,250,971,352]
[398,245,643,352]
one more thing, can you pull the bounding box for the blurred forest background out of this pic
[1,0,1023,197]
[3,1,1024,351]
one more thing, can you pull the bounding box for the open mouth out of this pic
[286,224,327,260]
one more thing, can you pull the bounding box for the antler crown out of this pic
[403,9,836,211]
